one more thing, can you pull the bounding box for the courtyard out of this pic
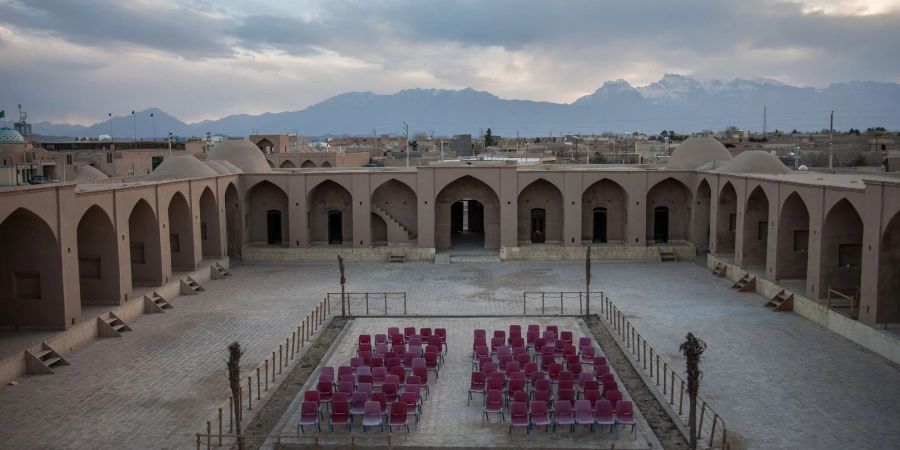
[0,260,897,449]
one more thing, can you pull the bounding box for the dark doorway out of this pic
[328,210,343,245]
[266,210,282,245]
[593,207,608,243]
[451,200,485,248]
[654,207,669,243]
[531,208,546,243]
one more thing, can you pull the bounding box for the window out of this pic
[793,230,809,252]
[757,221,768,241]
[66,154,73,165]
[838,244,862,268]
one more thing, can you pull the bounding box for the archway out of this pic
[693,180,712,252]
[266,159,275,168]
[371,213,388,246]
[372,179,418,244]
[877,211,900,323]
[819,199,863,299]
[582,179,627,244]
[646,178,691,243]
[518,179,563,244]
[308,180,352,245]
[167,192,195,271]
[128,199,162,287]
[256,138,274,153]
[321,161,333,167]
[0,208,65,327]
[199,188,222,258]
[225,183,242,259]
[742,186,769,267]
[435,175,500,250]
[775,193,809,282]
[301,160,316,168]
[77,206,119,306]
[280,160,296,168]
[716,182,737,255]
[247,181,288,245]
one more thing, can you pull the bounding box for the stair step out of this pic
[112,323,126,331]
[43,357,62,367]
[34,349,53,360]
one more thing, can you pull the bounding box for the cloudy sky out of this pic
[0,0,898,125]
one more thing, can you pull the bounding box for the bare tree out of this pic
[227,341,244,450]
[679,332,707,450]
[338,255,346,317]
[585,244,592,318]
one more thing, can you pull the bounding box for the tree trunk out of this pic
[585,244,592,319]
[680,332,706,450]
[227,342,244,450]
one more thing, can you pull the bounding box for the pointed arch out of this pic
[435,175,501,250]
[776,192,809,281]
[167,192,195,271]
[199,187,222,258]
[819,198,863,299]
[301,160,316,168]
[646,177,691,243]
[247,180,288,245]
[517,178,563,244]
[877,210,900,323]
[321,161,332,167]
[77,205,120,305]
[693,179,712,252]
[0,208,65,327]
[582,178,627,244]
[371,178,418,244]
[129,199,162,287]
[308,180,352,245]
[716,181,738,255]
[280,160,296,168]
[225,183,242,259]
[742,186,769,267]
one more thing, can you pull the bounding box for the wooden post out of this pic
[195,434,201,450]
[228,396,234,432]
[560,293,563,315]
[257,367,261,400]
[365,293,370,316]
[291,332,296,357]
[285,338,290,362]
[403,293,407,315]
[218,407,223,446]
[247,376,252,410]
[301,323,305,345]
[678,380,685,415]
[541,293,545,314]
[206,421,211,448]
[384,294,388,316]
[721,427,728,449]
[271,352,276,382]
[279,345,283,374]
[709,413,719,449]
[265,360,269,391]
[656,355,661,386]
[670,371,675,403]
[523,293,526,315]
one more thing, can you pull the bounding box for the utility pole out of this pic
[763,105,767,140]
[403,122,409,167]
[794,135,800,169]
[108,113,114,141]
[516,130,520,154]
[151,112,156,141]
[167,131,173,158]
[829,111,834,168]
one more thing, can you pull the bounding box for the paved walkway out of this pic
[274,317,659,448]
[0,260,896,448]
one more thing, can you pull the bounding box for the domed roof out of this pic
[715,150,791,175]
[204,160,233,175]
[74,165,108,181]
[667,136,733,170]
[146,155,218,181]
[0,127,25,143]
[217,160,244,174]
[208,139,271,173]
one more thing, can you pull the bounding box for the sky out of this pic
[0,0,898,125]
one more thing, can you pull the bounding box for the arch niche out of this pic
[77,205,120,306]
[371,179,418,245]
[247,181,288,245]
[225,183,243,259]
[308,180,353,245]
[693,179,712,252]
[646,178,691,243]
[877,211,900,323]
[716,182,738,255]
[819,199,863,299]
[741,186,770,267]
[280,160,296,168]
[301,160,316,168]
[129,199,163,287]
[518,179,563,244]
[167,192,196,271]
[199,187,222,258]
[435,175,500,250]
[775,193,810,282]
[582,179,627,244]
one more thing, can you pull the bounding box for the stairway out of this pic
[765,290,794,312]
[658,248,677,262]
[144,291,173,313]
[372,204,416,242]
[388,254,406,263]
[180,276,205,295]
[98,312,132,337]
[211,263,231,279]
[25,343,69,375]
[731,273,756,292]
[712,263,727,277]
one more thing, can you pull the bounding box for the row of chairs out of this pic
[504,398,637,438]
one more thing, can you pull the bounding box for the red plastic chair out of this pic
[604,389,622,407]
[554,400,575,433]
[349,392,369,418]
[560,330,573,344]
[615,400,636,437]
[532,379,551,397]
[361,400,383,432]
[558,388,576,409]
[509,324,522,338]
[372,366,387,388]
[483,390,505,422]
[317,380,333,406]
[574,399,594,436]
[413,367,430,399]
[580,346,597,365]
[374,333,387,345]
[577,337,592,352]
[547,363,562,384]
[526,330,539,349]
[508,401,529,434]
[390,333,405,346]
[420,327,432,339]
[400,392,420,425]
[358,335,371,346]
[388,401,409,433]
[371,391,387,415]
[370,357,384,368]
[558,378,575,393]
[506,379,526,404]
[304,390,321,411]
[435,327,448,353]
[382,382,399,404]
[468,371,487,405]
[424,352,440,377]
[584,389,602,409]
[533,389,552,407]
[298,400,321,433]
[357,382,373,395]
[595,364,611,377]
[546,325,559,339]
[329,401,351,432]
[594,356,608,367]
[403,327,416,340]
[594,399,615,434]
[530,400,552,433]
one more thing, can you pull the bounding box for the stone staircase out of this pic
[24,343,69,375]
[712,262,727,277]
[372,204,416,242]
[211,263,231,279]
[766,289,794,312]
[180,276,205,295]
[658,248,677,262]
[98,312,132,337]
[731,273,757,292]
[144,291,173,313]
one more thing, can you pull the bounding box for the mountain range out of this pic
[29,75,900,138]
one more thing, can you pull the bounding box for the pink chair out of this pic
[509,324,522,338]
[413,367,430,399]
[388,402,409,433]
[580,346,597,365]
[547,363,562,384]
[526,330,539,349]
[358,334,371,346]
[372,366,387,388]
[375,343,389,356]
[558,389,576,409]
[361,401,384,432]
[357,382,373,395]
[337,381,354,397]
[573,399,594,437]
[595,364,611,377]
[371,391,387,415]
[374,333,387,345]
[533,389,552,407]
[584,389,602,409]
[533,337,546,355]
[604,389,622,406]
[435,327,448,353]
[530,400,552,433]
[554,400,575,433]
[297,400,321,433]
[329,401,351,432]
[490,337,504,355]
[508,401,529,434]
[349,392,369,419]
[371,356,384,369]
[593,356,609,367]
[615,400,636,438]
[594,399,615,435]
[332,392,349,405]
[389,366,406,384]
[387,327,401,339]
[337,366,352,385]
[558,379,575,393]
[403,327,416,339]
[532,379,551,398]
[317,380,333,406]
[546,325,559,339]
[390,333,405,346]
[382,382,399,404]
[540,354,556,372]
[577,337,592,352]
[506,379,526,404]
[560,330,573,344]
[424,352,440,377]
[494,329,506,340]
[420,327,432,339]
[468,371,487,405]
[400,392,420,425]
[483,390,505,422]
[304,390,321,411]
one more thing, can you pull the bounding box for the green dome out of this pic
[0,127,25,143]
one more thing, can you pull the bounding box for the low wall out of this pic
[242,246,436,263]
[502,243,696,261]
[0,258,229,386]
[707,254,900,365]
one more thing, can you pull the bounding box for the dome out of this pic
[74,165,108,181]
[204,160,233,175]
[667,136,733,170]
[0,127,25,143]
[217,160,244,174]
[715,150,791,175]
[208,139,271,173]
[146,155,218,181]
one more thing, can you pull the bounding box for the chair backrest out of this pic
[487,377,503,391]
[548,363,562,377]
[534,379,551,392]
[485,390,503,406]
[559,370,573,382]
[582,346,596,357]
[471,371,486,387]
[559,388,575,404]
[510,401,528,418]
[391,334,404,345]
[510,324,521,336]
[546,325,558,337]
[574,399,592,414]
[595,364,611,376]
[435,328,447,340]
[412,357,426,369]
[578,337,591,348]
[530,400,548,416]
[556,400,573,416]
[493,329,506,339]
[371,392,387,409]
[357,365,372,377]
[375,333,387,344]
[413,367,428,383]
[389,366,405,381]
[528,324,540,333]
[605,389,621,405]
[364,400,381,416]
[595,399,613,414]
[304,390,320,404]
[558,379,574,392]
[357,382,373,394]
[338,366,352,379]
[340,374,355,384]
[560,330,573,343]
[425,348,440,360]
[338,381,354,394]
[390,401,407,418]
[601,373,615,383]
[616,400,633,414]
[474,329,486,339]
[388,327,400,336]
[508,378,525,392]
[332,401,349,417]
[375,342,389,354]
[300,401,318,418]
[382,383,398,397]
[534,390,552,404]
[401,392,417,407]
[404,327,416,337]
[351,392,368,407]
[317,380,333,394]
[420,327,432,337]
[408,335,422,346]
[584,389,601,406]
[406,375,421,386]
[513,391,529,404]
[594,356,608,366]
[332,392,349,403]
[373,366,387,380]
[359,334,371,345]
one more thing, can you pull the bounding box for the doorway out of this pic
[450,200,485,248]
[530,208,546,243]
[328,210,343,245]
[654,207,669,243]
[266,210,282,245]
[593,207,608,243]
